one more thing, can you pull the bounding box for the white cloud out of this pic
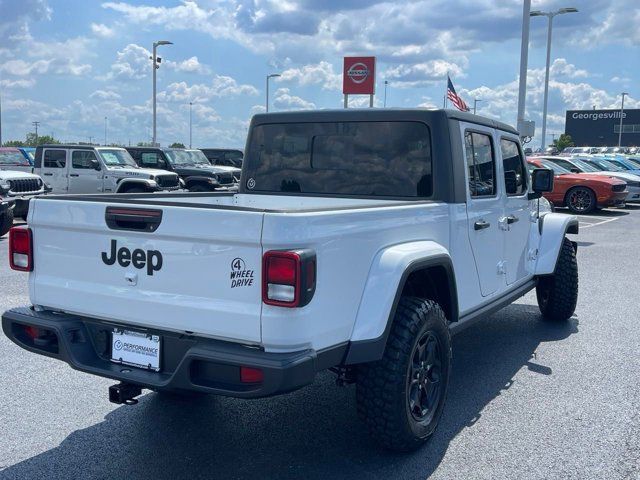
[90,89,122,100]
[0,59,49,76]
[109,43,150,80]
[159,77,258,103]
[272,88,315,110]
[384,60,466,88]
[166,56,210,74]
[0,78,36,89]
[278,61,341,91]
[91,23,116,38]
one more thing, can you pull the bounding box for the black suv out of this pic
[200,148,243,168]
[126,147,237,192]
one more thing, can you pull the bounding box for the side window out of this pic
[140,152,159,167]
[549,158,573,171]
[465,131,495,197]
[72,150,97,169]
[43,149,66,168]
[500,138,527,196]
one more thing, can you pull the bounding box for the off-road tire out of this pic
[0,208,14,237]
[536,237,578,321]
[123,187,146,194]
[565,186,596,214]
[356,297,451,452]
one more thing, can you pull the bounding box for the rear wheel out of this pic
[565,187,596,214]
[536,237,578,321]
[0,208,14,237]
[356,297,451,452]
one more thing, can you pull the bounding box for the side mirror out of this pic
[504,170,518,195]
[570,167,580,174]
[157,159,167,169]
[91,159,101,171]
[528,168,554,199]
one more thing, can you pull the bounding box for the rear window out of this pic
[244,121,432,197]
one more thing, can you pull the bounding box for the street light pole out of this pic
[516,0,532,136]
[266,74,281,113]
[618,92,628,147]
[104,116,108,146]
[531,8,578,150]
[383,80,389,108]
[189,101,193,149]
[152,40,173,147]
[473,99,482,114]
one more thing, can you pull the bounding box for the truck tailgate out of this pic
[29,199,264,343]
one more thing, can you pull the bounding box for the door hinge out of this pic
[527,248,538,261]
[498,217,509,231]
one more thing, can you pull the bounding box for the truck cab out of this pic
[34,145,180,194]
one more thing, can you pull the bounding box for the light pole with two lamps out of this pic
[530,7,578,150]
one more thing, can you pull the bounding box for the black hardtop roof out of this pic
[253,108,518,135]
[251,108,518,135]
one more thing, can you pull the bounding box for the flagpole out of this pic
[443,72,449,109]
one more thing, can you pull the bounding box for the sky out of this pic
[0,0,638,148]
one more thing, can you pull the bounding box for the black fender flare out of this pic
[344,255,458,365]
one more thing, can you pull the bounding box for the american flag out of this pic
[447,76,470,112]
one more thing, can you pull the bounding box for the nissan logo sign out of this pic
[347,63,369,84]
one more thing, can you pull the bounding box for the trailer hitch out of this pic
[109,383,142,405]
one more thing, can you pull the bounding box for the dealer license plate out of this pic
[111,329,161,371]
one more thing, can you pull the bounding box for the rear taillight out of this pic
[9,227,33,271]
[262,250,316,307]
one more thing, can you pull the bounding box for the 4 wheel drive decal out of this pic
[101,239,163,276]
[230,257,254,288]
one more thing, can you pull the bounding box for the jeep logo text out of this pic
[101,239,163,276]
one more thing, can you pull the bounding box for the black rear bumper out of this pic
[2,307,345,398]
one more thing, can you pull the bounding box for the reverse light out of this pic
[262,250,316,308]
[9,227,33,271]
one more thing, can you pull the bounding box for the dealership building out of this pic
[565,109,640,147]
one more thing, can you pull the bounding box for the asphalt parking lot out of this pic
[1,207,639,480]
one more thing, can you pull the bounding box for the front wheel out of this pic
[536,237,578,321]
[356,297,451,452]
[188,184,213,192]
[565,187,596,214]
[0,208,14,237]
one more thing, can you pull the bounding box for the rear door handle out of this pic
[474,220,491,230]
[43,173,53,176]
[507,215,519,224]
[69,173,79,177]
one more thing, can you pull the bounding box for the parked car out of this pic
[601,156,640,176]
[3,108,579,452]
[185,149,241,181]
[600,146,629,154]
[0,169,47,234]
[34,145,180,194]
[569,146,600,155]
[540,156,640,203]
[527,157,627,213]
[200,148,243,168]
[126,147,237,192]
[0,147,33,173]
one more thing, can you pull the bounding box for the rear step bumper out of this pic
[2,307,343,398]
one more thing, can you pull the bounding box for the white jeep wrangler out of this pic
[3,109,578,451]
[0,170,46,236]
[33,145,180,194]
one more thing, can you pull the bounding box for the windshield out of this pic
[186,150,212,165]
[99,149,138,167]
[538,159,571,174]
[625,157,640,168]
[571,159,600,172]
[585,158,622,171]
[0,151,29,165]
[607,159,631,171]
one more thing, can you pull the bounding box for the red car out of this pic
[527,157,627,213]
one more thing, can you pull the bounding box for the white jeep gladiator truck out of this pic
[3,109,579,451]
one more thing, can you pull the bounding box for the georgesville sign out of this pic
[343,57,376,95]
